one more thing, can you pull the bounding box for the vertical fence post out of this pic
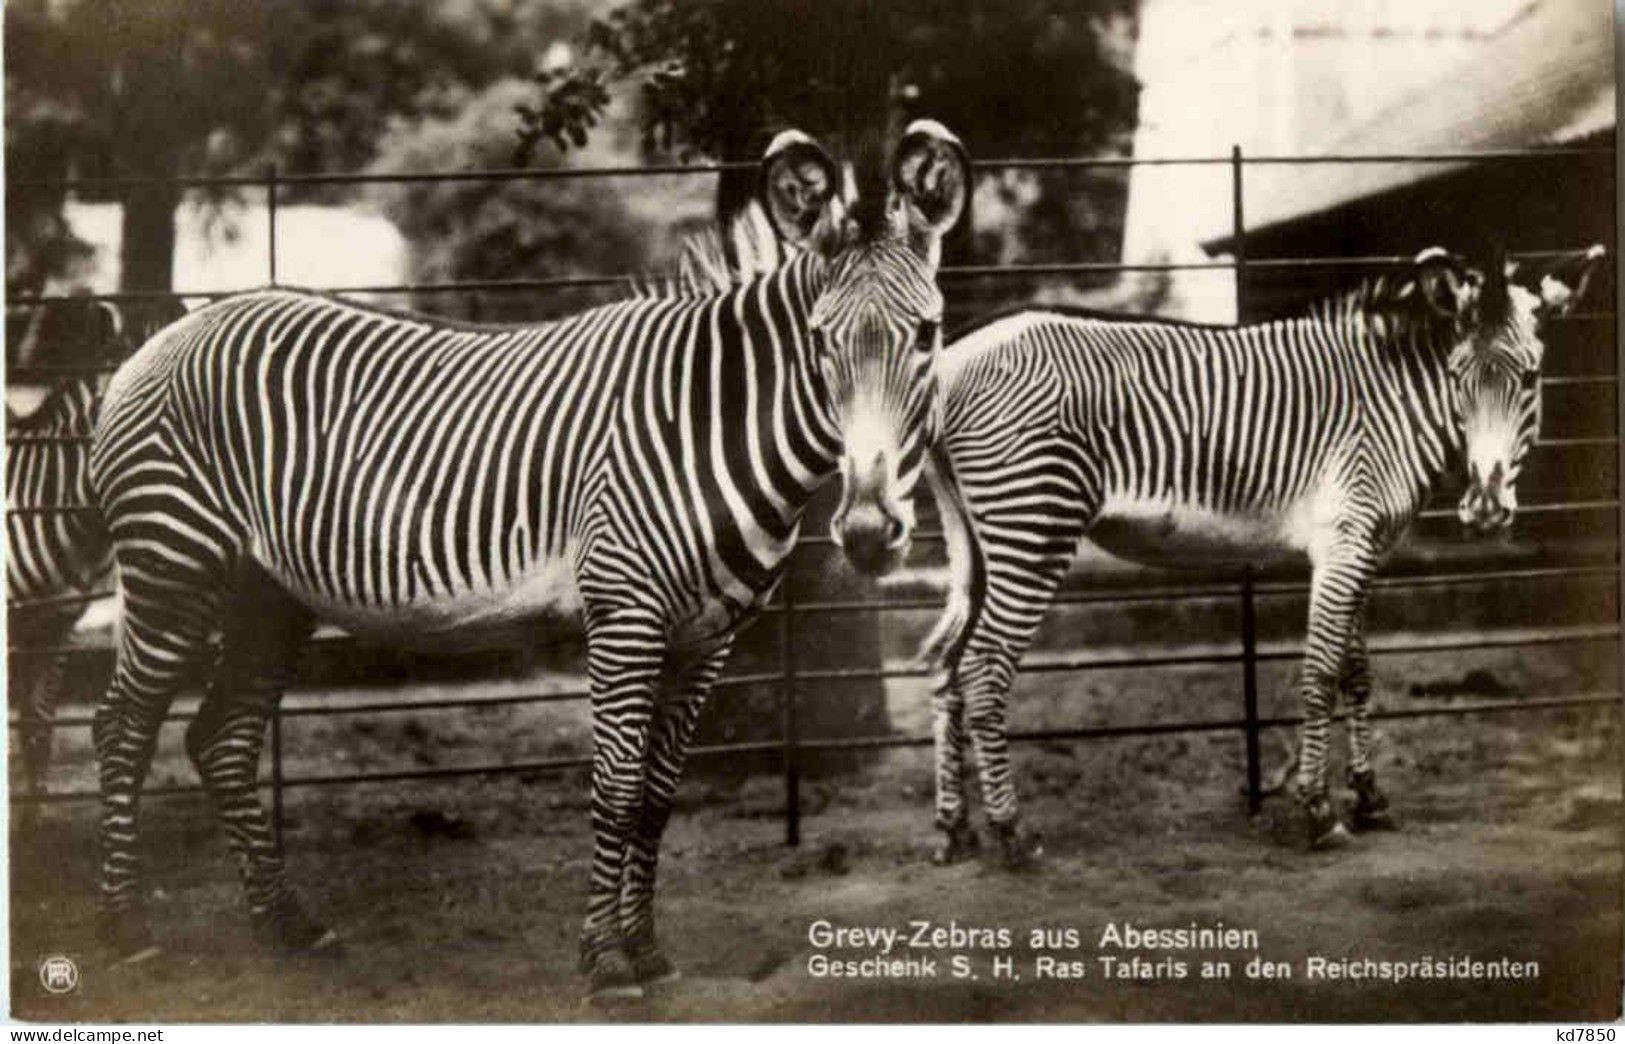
[1231,145,1263,813]
[270,701,286,852]
[781,570,801,847]
[1240,568,1262,814]
[1230,144,1247,322]
[266,164,280,287]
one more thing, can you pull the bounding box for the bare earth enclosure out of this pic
[11,635,1620,1023]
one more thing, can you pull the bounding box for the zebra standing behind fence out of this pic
[8,301,122,820]
[87,122,970,998]
[918,245,1605,862]
[8,299,188,822]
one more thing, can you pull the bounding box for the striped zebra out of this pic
[918,245,1605,863]
[87,122,970,997]
[7,300,123,818]
[8,299,187,819]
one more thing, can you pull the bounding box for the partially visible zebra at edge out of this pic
[87,122,971,1000]
[917,245,1606,863]
[6,297,186,824]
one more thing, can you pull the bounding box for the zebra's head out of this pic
[760,121,971,576]
[1415,245,1606,535]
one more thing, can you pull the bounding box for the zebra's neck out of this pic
[1325,299,1463,498]
[722,252,844,507]
[669,253,843,595]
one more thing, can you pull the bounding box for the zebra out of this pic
[916,245,1606,863]
[7,298,188,821]
[86,122,970,998]
[7,300,124,819]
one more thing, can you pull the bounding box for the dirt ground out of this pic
[9,642,1622,1023]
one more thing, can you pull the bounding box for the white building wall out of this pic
[1121,0,1530,321]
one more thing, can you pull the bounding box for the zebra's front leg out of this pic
[930,674,978,863]
[579,605,665,1000]
[962,647,1043,868]
[1340,626,1394,831]
[184,565,328,953]
[1294,548,1376,850]
[619,638,732,987]
[955,552,1074,869]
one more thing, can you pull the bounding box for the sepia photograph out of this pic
[3,0,1620,1027]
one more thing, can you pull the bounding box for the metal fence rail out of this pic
[7,145,1619,845]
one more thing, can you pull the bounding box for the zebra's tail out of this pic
[916,443,985,677]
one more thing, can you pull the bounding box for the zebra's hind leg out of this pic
[94,579,221,964]
[183,560,328,954]
[578,604,666,1001]
[1294,547,1376,851]
[1340,627,1395,831]
[620,638,732,987]
[12,640,66,831]
[930,674,978,864]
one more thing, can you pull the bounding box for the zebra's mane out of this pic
[631,200,793,301]
[951,264,1461,347]
[280,202,790,331]
[1319,268,1460,346]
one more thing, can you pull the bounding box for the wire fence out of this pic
[7,145,1620,846]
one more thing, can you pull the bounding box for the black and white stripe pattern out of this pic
[86,122,971,995]
[7,299,188,819]
[8,376,109,809]
[6,297,162,815]
[8,378,105,599]
[919,246,1604,855]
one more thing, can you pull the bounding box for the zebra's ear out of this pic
[761,130,842,255]
[891,120,970,261]
[1519,244,1607,320]
[1413,247,1478,320]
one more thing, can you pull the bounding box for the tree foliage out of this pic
[270,0,593,189]
[517,1,1139,165]
[4,0,596,294]
[515,0,1140,269]
[369,79,710,323]
[5,0,270,293]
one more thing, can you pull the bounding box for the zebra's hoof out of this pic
[932,822,979,865]
[1349,774,1397,832]
[992,824,1043,871]
[1351,806,1398,832]
[252,893,339,956]
[628,946,682,987]
[1300,793,1352,851]
[1309,820,1352,851]
[585,951,645,1004]
[97,910,162,967]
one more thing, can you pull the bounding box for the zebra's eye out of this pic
[1518,368,1539,391]
[915,320,939,353]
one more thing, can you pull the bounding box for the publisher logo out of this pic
[39,954,79,994]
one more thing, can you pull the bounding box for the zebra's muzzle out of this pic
[832,448,913,576]
[1458,461,1516,535]
[832,500,912,577]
